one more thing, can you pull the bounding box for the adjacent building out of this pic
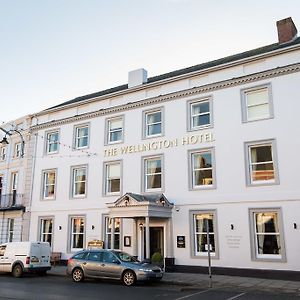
[8,17,300,275]
[0,116,32,244]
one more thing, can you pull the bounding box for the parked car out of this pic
[0,242,51,278]
[67,249,164,286]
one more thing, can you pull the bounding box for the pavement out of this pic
[48,266,300,295]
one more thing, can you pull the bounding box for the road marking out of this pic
[225,292,247,300]
[174,289,211,300]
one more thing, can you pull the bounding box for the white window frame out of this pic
[7,218,14,242]
[70,216,85,252]
[241,84,273,122]
[249,208,286,262]
[14,143,21,158]
[103,161,122,196]
[71,166,87,198]
[46,131,59,154]
[188,97,212,131]
[104,216,121,250]
[42,169,57,200]
[190,210,219,259]
[0,147,6,161]
[143,108,164,139]
[39,218,53,246]
[142,155,163,193]
[189,148,216,190]
[106,116,124,145]
[74,124,89,149]
[245,140,279,186]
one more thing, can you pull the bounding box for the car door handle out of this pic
[101,264,105,267]
[82,262,87,265]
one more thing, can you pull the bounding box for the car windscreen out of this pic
[113,251,140,263]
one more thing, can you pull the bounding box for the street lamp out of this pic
[0,127,25,158]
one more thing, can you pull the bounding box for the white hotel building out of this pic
[28,18,300,276]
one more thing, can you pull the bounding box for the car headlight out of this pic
[138,268,153,272]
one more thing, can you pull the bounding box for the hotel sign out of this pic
[104,132,214,157]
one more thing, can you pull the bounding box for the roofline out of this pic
[33,41,300,117]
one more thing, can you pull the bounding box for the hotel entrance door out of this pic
[144,227,164,259]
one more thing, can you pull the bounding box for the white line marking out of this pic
[174,289,211,300]
[225,292,247,300]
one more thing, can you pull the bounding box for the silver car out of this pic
[67,249,164,286]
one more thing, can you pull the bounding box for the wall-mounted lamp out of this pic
[58,226,62,231]
[294,223,297,229]
[160,198,166,206]
[230,224,234,230]
[124,199,129,206]
[91,225,95,230]
[139,222,143,230]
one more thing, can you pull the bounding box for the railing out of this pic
[0,193,24,209]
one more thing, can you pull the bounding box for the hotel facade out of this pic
[16,17,300,275]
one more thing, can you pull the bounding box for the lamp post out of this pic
[0,127,25,158]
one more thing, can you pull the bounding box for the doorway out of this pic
[144,226,164,259]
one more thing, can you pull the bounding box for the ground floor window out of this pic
[104,217,121,250]
[190,210,218,258]
[7,219,14,242]
[250,209,285,261]
[71,217,85,251]
[40,218,53,246]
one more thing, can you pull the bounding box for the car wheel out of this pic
[12,264,23,278]
[72,268,84,282]
[122,270,136,286]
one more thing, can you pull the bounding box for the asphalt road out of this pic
[0,274,299,300]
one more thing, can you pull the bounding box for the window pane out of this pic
[147,112,161,124]
[196,234,215,252]
[251,145,272,163]
[77,137,88,148]
[147,159,161,174]
[108,179,120,192]
[75,169,86,181]
[110,119,122,130]
[247,89,268,106]
[194,170,213,186]
[252,163,274,181]
[73,218,84,233]
[110,131,122,142]
[75,182,85,195]
[192,102,209,114]
[148,123,161,135]
[193,153,212,169]
[248,104,269,120]
[255,213,279,233]
[47,172,56,184]
[147,174,161,189]
[108,164,120,177]
[192,115,209,127]
[77,127,88,137]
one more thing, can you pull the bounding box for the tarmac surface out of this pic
[48,266,300,295]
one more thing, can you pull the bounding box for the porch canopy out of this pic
[107,192,174,260]
[107,192,173,218]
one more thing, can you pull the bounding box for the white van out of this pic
[0,242,51,277]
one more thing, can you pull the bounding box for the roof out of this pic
[47,37,300,111]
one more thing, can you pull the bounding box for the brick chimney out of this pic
[276,17,298,44]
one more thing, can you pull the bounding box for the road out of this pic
[0,274,299,300]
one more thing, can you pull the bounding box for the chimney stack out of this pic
[128,68,148,88]
[276,17,298,44]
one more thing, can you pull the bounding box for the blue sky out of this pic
[1,0,300,123]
